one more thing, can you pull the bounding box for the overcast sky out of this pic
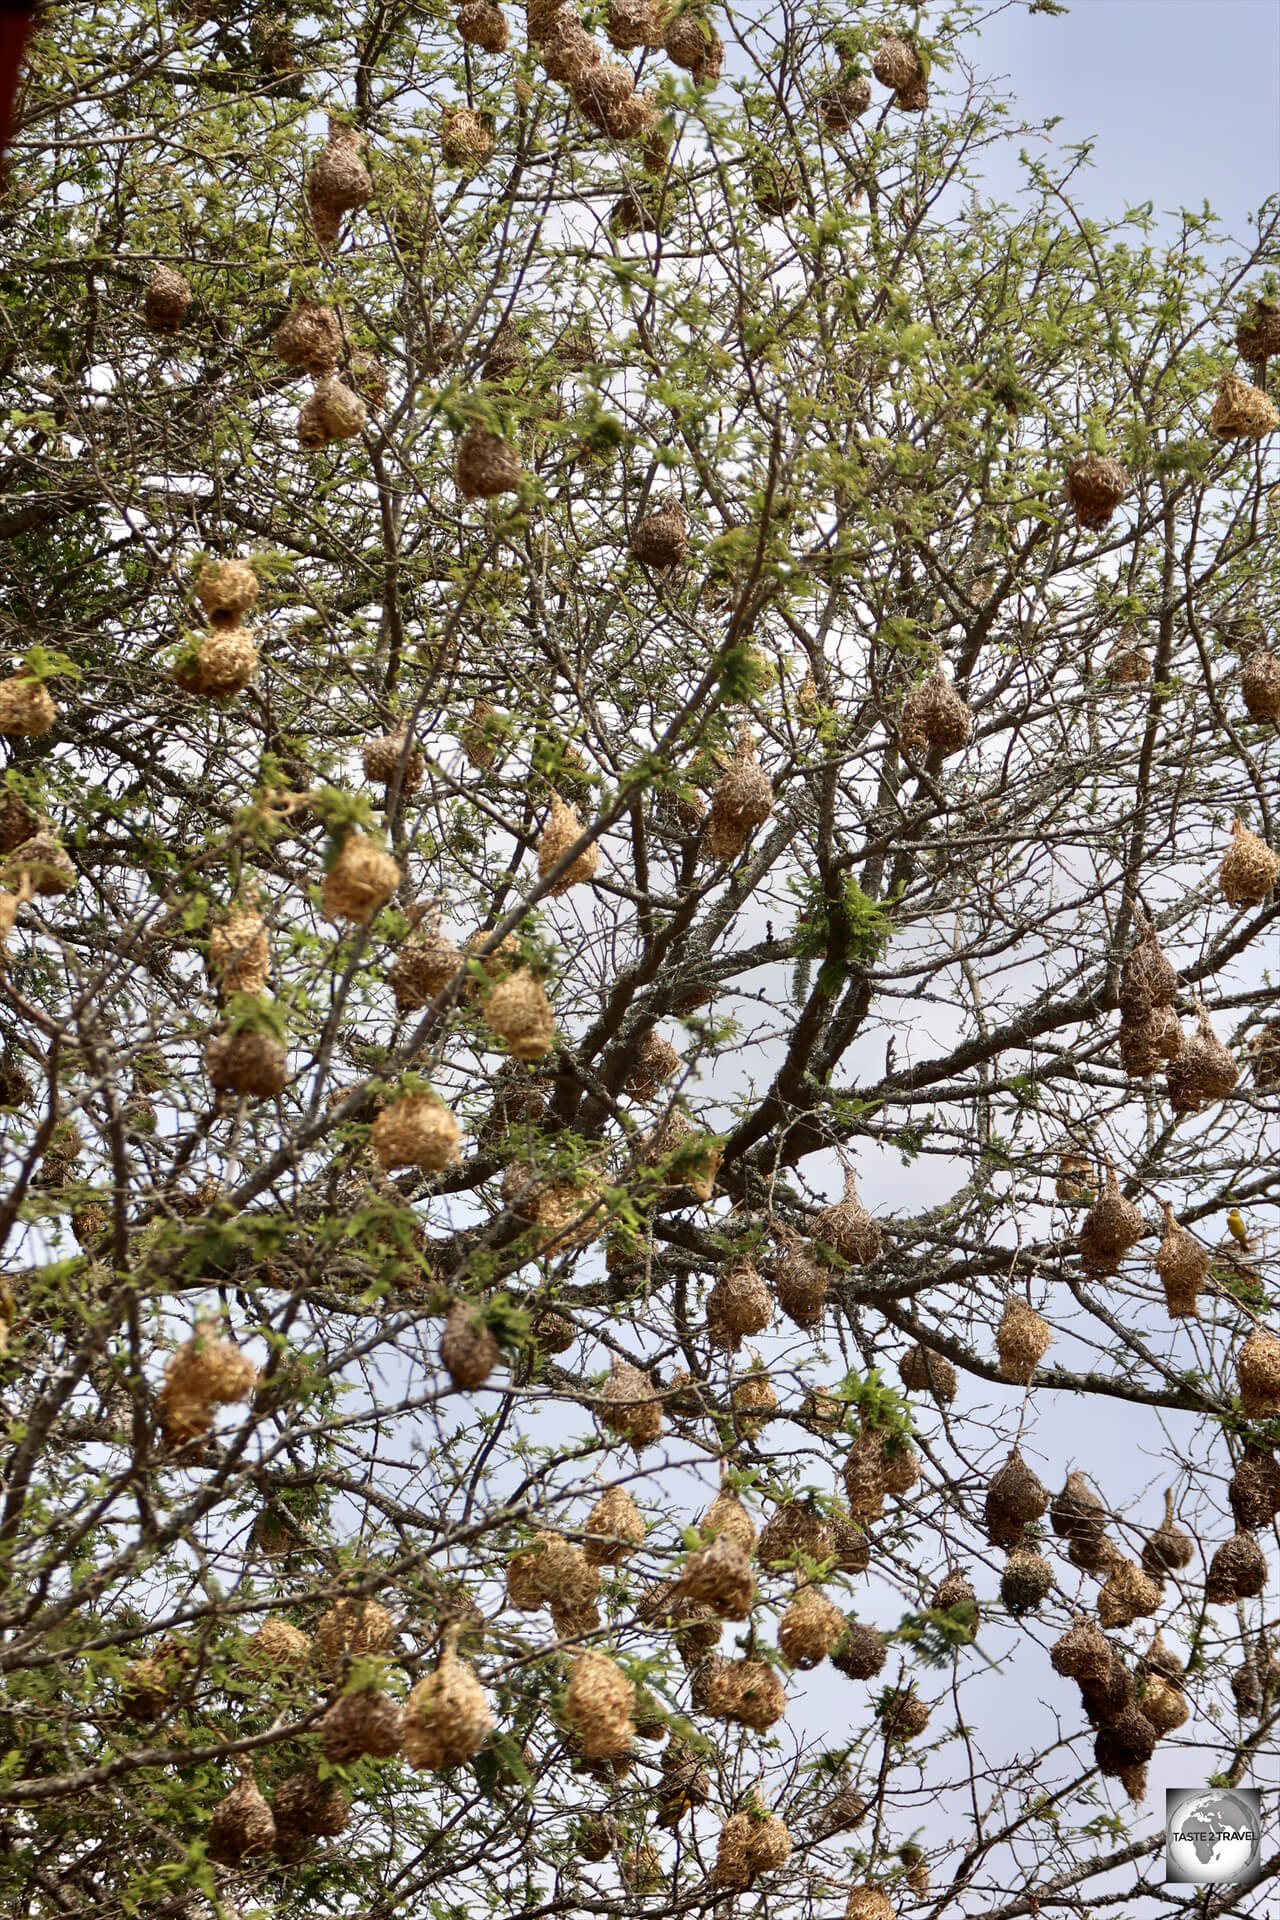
[974,0,1279,237]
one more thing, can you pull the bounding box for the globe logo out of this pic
[1165,1788,1262,1885]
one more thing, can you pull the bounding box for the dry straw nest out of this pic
[1065,453,1129,529]
[207,1762,276,1865]
[313,1596,395,1668]
[872,32,924,101]
[752,158,801,218]
[880,1686,930,1742]
[778,1584,845,1668]
[1154,1205,1208,1318]
[1118,913,1178,1019]
[1000,1546,1052,1616]
[1220,816,1280,905]
[699,1487,756,1553]
[1229,1447,1280,1528]
[773,1235,828,1328]
[713,1806,793,1888]
[631,492,688,567]
[1077,1161,1143,1275]
[573,62,650,138]
[758,1497,833,1570]
[458,0,509,48]
[484,967,555,1059]
[597,1355,664,1450]
[320,1686,405,1761]
[274,301,343,375]
[584,1483,645,1564]
[205,1025,288,1099]
[363,726,424,791]
[457,425,521,496]
[1165,1002,1238,1113]
[1050,1614,1111,1689]
[1236,296,1280,365]
[159,1322,256,1447]
[842,1426,890,1522]
[731,1369,777,1434]
[323,832,400,924]
[662,11,722,82]
[817,71,872,128]
[538,794,599,893]
[1119,1002,1182,1077]
[607,0,664,47]
[707,725,774,859]
[1210,370,1278,439]
[901,666,972,755]
[933,1567,977,1618]
[1242,649,1280,721]
[1141,1490,1194,1576]
[899,1342,957,1401]
[1206,1529,1268,1604]
[845,1889,895,1920]
[706,1258,772,1350]
[273,1771,349,1844]
[1103,634,1151,685]
[678,1532,754,1620]
[812,1167,881,1264]
[830,1618,887,1681]
[245,1618,310,1667]
[390,927,462,1014]
[623,1028,679,1100]
[308,118,373,247]
[142,265,192,334]
[541,14,602,85]
[1236,1327,1280,1419]
[298,375,368,447]
[402,1632,493,1769]
[0,791,41,857]
[1049,1471,1106,1543]
[208,908,269,997]
[703,1655,787,1729]
[1094,1703,1156,1777]
[442,104,496,166]
[0,675,56,736]
[564,1649,634,1759]
[984,1448,1049,1549]
[371,1091,461,1173]
[506,1530,600,1614]
[996,1295,1052,1384]
[440,1302,499,1390]
[1097,1557,1163,1629]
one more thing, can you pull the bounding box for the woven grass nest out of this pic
[1102,633,1151,686]
[1230,1446,1280,1528]
[996,1295,1051,1385]
[1206,1529,1267,1604]
[372,1091,461,1173]
[1097,1556,1163,1629]
[538,793,599,893]
[564,1648,635,1759]
[702,1654,787,1728]
[142,265,192,334]
[0,674,56,736]
[390,926,462,1014]
[772,1233,829,1329]
[1140,1489,1194,1576]
[706,1258,772,1350]
[844,1888,895,1920]
[573,64,656,140]
[484,967,554,1059]
[606,0,664,48]
[308,118,373,248]
[208,907,269,998]
[207,1761,276,1865]
[439,1301,499,1389]
[1236,296,1280,365]
[1210,370,1278,439]
[830,1618,887,1681]
[584,1483,645,1564]
[623,1028,679,1100]
[1001,1545,1052,1616]
[205,1024,288,1099]
[323,831,401,923]
[817,71,872,129]
[1065,453,1129,529]
[1165,1002,1238,1113]
[872,32,926,109]
[402,1630,493,1769]
[631,492,688,567]
[597,1354,664,1450]
[320,1686,405,1762]
[899,1342,957,1401]
[1241,649,1280,721]
[297,375,368,449]
[457,425,521,497]
[663,11,723,84]
[1118,912,1177,1019]
[812,1167,881,1264]
[458,0,509,49]
[506,1530,600,1614]
[900,666,972,756]
[158,1319,256,1447]
[1077,1161,1143,1275]
[173,629,259,699]
[1154,1204,1208,1318]
[758,1495,834,1569]
[442,104,496,166]
[778,1584,845,1669]
[1236,1326,1280,1419]
[363,725,424,792]
[678,1531,755,1620]
[275,301,343,376]
[273,1771,349,1848]
[313,1596,396,1667]
[983,1447,1048,1549]
[706,725,774,859]
[1221,816,1280,906]
[713,1805,792,1888]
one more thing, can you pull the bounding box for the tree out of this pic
[1,0,1279,1912]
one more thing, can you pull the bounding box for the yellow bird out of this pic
[1227,1208,1250,1250]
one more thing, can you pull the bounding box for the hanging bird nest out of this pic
[205,1024,288,1099]
[996,1295,1052,1385]
[363,725,424,792]
[1097,1557,1163,1628]
[458,0,509,49]
[778,1584,845,1669]
[164,1322,257,1424]
[830,1619,887,1681]
[1220,816,1280,905]
[272,1771,349,1843]
[314,1596,395,1667]
[706,724,774,860]
[207,1761,276,1865]
[1229,1447,1280,1528]
[752,159,801,218]
[371,1091,462,1174]
[880,1686,930,1742]
[1094,1704,1156,1777]
[1166,1002,1238,1112]
[0,790,40,857]
[607,0,664,46]
[713,1804,792,1887]
[1000,1546,1052,1616]
[142,265,193,334]
[506,1530,600,1613]
[541,17,602,86]
[245,1618,310,1667]
[758,1497,834,1570]
[460,696,502,769]
[484,967,555,1060]
[845,1889,895,1920]
[1241,649,1280,721]
[457,425,521,496]
[439,1302,499,1390]
[1237,1326,1280,1419]
[0,675,56,736]
[1206,1529,1268,1604]
[882,1438,920,1498]
[812,1168,881,1264]
[773,1234,829,1329]
[1077,1162,1144,1275]
[899,1342,957,1401]
[1050,1614,1112,1690]
[1064,454,1129,529]
[631,492,688,567]
[1210,369,1278,439]
[1118,1003,1182,1077]
[900,667,973,756]
[706,1259,772,1350]
[697,1487,756,1555]
[623,1029,680,1100]
[298,375,367,447]
[349,349,388,413]
[731,1368,777,1434]
[320,1686,405,1761]
[483,319,524,381]
[663,10,719,77]
[1140,1489,1194,1578]
[274,301,343,375]
[564,1648,635,1759]
[932,1567,977,1620]
[984,1448,1048,1549]
[172,628,259,699]
[572,62,643,136]
[1154,1205,1207,1318]
[1118,912,1178,1019]
[323,831,401,923]
[537,793,599,893]
[441,105,497,166]
[704,1656,787,1729]
[390,926,462,1014]
[677,1531,755,1620]
[842,1427,889,1522]
[597,1355,664,1450]
[1249,1018,1280,1088]
[1102,634,1151,686]
[872,32,924,95]
[1236,297,1280,365]
[308,118,373,248]
[817,72,872,129]
[401,1630,493,1769]
[584,1483,646,1564]
[208,908,270,997]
